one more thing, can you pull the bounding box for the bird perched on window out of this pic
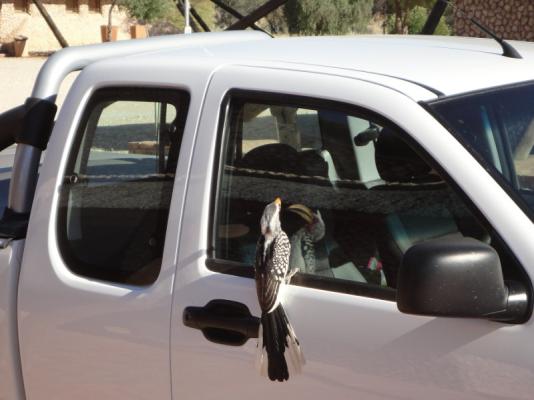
[255,197,305,382]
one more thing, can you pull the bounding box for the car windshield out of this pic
[427,82,534,219]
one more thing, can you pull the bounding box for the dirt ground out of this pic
[0,57,78,111]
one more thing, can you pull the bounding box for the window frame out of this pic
[57,86,190,285]
[88,0,102,13]
[14,0,30,12]
[65,0,79,13]
[207,89,531,304]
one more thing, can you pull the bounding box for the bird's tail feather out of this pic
[256,304,305,382]
[255,323,268,377]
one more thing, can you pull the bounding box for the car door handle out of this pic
[183,299,260,346]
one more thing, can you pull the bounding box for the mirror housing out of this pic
[397,237,529,322]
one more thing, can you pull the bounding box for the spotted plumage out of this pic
[288,207,325,274]
[302,233,315,267]
[255,231,290,312]
[254,198,305,382]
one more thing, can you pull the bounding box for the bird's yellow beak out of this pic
[274,197,282,206]
[287,204,314,224]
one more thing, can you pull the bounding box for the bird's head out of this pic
[287,204,325,241]
[261,197,282,239]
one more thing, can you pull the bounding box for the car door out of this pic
[16,79,196,399]
[171,65,534,400]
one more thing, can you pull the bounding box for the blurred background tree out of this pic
[284,0,373,35]
[379,0,451,34]
[122,0,174,23]
[139,0,452,37]
[215,0,287,33]
[406,5,450,34]
[386,0,433,33]
[150,0,217,35]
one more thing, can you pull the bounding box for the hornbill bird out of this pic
[255,198,305,382]
[287,204,325,274]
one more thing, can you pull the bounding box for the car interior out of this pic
[59,97,187,286]
[216,100,490,289]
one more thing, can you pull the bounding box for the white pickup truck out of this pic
[1,31,534,399]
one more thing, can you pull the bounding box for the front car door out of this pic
[171,65,534,399]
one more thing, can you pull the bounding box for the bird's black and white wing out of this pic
[254,232,304,381]
[254,233,290,313]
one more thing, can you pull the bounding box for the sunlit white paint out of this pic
[170,65,534,400]
[0,240,26,400]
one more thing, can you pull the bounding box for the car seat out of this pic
[227,143,332,267]
[372,128,461,287]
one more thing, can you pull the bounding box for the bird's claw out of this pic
[285,267,299,284]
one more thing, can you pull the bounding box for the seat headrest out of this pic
[240,143,303,175]
[298,150,328,178]
[375,128,432,183]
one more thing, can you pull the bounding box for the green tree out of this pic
[382,1,451,34]
[150,0,217,34]
[122,0,173,23]
[215,0,287,33]
[106,0,173,40]
[406,5,450,35]
[386,0,433,33]
[284,0,373,35]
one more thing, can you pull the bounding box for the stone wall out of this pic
[454,0,534,41]
[0,1,131,56]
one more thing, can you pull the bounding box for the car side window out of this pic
[211,92,503,297]
[58,87,189,285]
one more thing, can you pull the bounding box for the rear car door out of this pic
[171,65,534,399]
[16,72,196,398]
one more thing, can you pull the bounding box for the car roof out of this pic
[92,33,534,100]
[197,35,534,97]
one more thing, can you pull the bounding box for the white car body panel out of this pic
[0,240,26,400]
[151,35,534,97]
[170,64,534,399]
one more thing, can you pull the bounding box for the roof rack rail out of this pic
[421,0,522,59]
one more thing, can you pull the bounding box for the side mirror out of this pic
[353,125,380,146]
[397,237,529,323]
